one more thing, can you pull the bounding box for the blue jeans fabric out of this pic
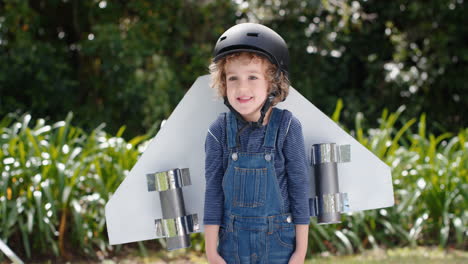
[218,108,296,264]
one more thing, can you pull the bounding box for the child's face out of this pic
[225,54,269,122]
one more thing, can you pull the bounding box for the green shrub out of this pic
[306,102,467,255]
[0,112,155,259]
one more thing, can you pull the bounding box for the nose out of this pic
[237,78,250,92]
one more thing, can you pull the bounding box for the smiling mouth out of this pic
[237,97,253,103]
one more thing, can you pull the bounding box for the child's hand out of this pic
[207,252,227,264]
[288,250,306,264]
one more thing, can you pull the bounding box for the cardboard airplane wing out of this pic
[105,75,394,248]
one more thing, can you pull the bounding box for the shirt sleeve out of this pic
[203,117,225,225]
[283,115,311,225]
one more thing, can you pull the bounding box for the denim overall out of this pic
[217,108,296,264]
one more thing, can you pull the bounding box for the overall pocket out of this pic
[274,225,296,249]
[233,167,267,207]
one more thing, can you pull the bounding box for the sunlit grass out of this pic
[57,247,468,264]
[305,247,468,264]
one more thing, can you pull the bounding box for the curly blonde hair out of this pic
[209,52,290,105]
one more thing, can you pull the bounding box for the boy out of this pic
[204,23,310,264]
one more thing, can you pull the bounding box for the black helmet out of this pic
[213,23,289,77]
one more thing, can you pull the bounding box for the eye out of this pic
[227,76,238,81]
[248,75,258,80]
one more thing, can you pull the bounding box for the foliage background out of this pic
[0,0,466,261]
[1,0,466,139]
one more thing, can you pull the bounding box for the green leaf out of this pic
[331,98,343,122]
[335,230,353,254]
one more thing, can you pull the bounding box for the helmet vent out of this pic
[246,33,259,37]
[220,36,227,41]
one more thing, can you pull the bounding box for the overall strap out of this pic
[263,108,283,150]
[226,111,238,150]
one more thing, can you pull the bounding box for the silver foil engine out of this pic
[146,168,199,250]
[310,143,351,224]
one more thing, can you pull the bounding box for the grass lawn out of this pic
[84,246,466,264]
[305,247,467,264]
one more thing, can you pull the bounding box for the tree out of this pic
[0,0,237,139]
